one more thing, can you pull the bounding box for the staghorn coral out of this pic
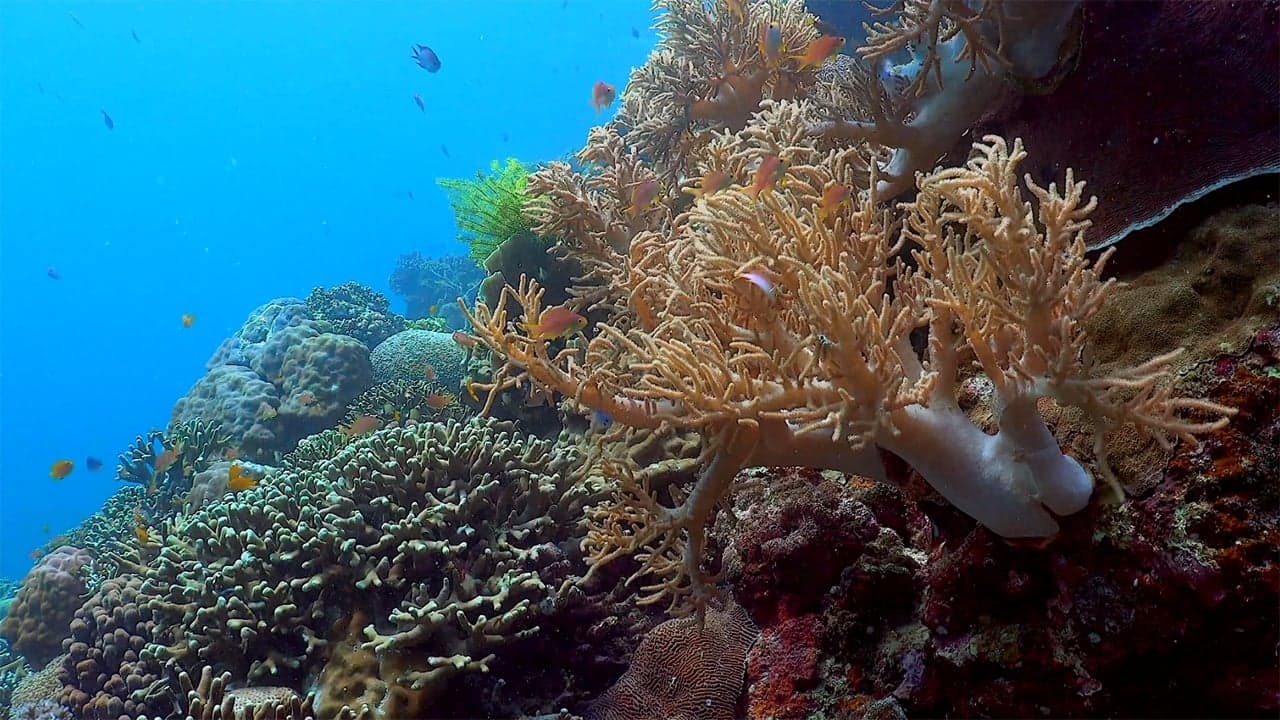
[586,602,758,720]
[464,103,1236,615]
[437,158,537,265]
[116,419,232,516]
[139,666,315,720]
[305,282,406,348]
[280,429,353,473]
[136,418,596,720]
[0,547,93,667]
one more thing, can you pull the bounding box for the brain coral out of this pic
[587,602,759,720]
[0,546,92,666]
[370,329,466,390]
[137,418,592,720]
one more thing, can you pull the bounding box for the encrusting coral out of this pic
[464,98,1235,615]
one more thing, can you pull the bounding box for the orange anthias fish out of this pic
[748,155,788,197]
[420,362,437,381]
[795,35,845,69]
[424,392,456,410]
[49,459,74,480]
[154,447,180,475]
[181,313,196,328]
[525,306,588,341]
[452,330,477,350]
[684,170,733,199]
[298,391,318,406]
[591,81,616,113]
[817,183,851,222]
[759,22,784,66]
[341,415,382,436]
[227,463,257,491]
[626,179,662,218]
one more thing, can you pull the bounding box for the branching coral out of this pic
[616,0,823,177]
[463,99,1235,615]
[438,158,538,265]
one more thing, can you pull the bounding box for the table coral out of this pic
[0,546,92,667]
[132,418,594,720]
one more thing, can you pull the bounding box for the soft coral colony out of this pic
[463,0,1237,615]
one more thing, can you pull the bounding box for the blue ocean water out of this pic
[0,0,657,579]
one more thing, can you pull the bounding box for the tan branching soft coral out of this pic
[616,0,822,178]
[464,100,1235,615]
[813,0,1084,197]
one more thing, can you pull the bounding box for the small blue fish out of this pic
[589,409,613,432]
[101,110,114,130]
[413,93,425,112]
[131,28,140,44]
[411,44,441,72]
[85,457,104,471]
[440,144,450,158]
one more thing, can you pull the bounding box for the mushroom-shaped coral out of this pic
[0,546,92,667]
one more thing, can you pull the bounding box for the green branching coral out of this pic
[115,419,231,516]
[437,158,538,265]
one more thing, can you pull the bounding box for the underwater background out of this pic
[0,1,1275,718]
[0,0,660,578]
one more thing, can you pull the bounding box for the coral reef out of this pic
[169,365,283,462]
[342,379,467,427]
[305,283,406,348]
[469,105,1234,614]
[68,419,597,720]
[0,546,92,666]
[140,666,315,720]
[369,329,466,390]
[587,602,757,720]
[176,300,376,462]
[61,574,164,720]
[49,487,148,590]
[10,655,69,719]
[437,158,536,264]
[389,251,483,324]
[0,638,32,718]
[206,299,314,370]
